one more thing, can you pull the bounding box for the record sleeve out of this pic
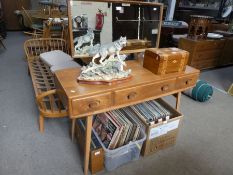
[116,109,133,144]
[107,112,123,149]
[93,113,120,149]
[111,110,129,147]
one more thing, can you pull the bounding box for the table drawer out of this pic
[114,79,176,105]
[176,74,198,89]
[195,50,222,61]
[71,92,112,116]
[196,40,225,51]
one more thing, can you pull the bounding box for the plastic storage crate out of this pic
[93,128,146,171]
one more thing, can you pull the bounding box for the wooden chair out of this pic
[21,7,44,38]
[0,35,6,49]
[24,38,68,60]
[24,38,74,134]
[42,19,66,39]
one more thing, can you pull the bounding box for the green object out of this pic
[184,80,213,102]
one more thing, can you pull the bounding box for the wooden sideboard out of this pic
[178,37,233,70]
[221,38,233,66]
[55,60,200,175]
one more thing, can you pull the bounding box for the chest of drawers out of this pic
[178,37,232,70]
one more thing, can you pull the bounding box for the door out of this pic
[0,0,30,30]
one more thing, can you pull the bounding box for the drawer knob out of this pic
[127,92,137,100]
[185,79,192,85]
[161,85,169,91]
[88,100,100,108]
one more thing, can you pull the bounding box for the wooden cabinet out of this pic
[220,37,233,66]
[178,37,233,70]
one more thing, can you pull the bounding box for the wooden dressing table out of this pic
[55,60,199,175]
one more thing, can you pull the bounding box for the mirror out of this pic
[67,0,163,58]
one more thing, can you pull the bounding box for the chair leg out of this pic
[0,40,6,49]
[39,115,44,133]
[28,66,31,76]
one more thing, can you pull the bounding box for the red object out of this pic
[95,10,104,30]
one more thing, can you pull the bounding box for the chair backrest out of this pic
[21,6,33,28]
[43,20,65,39]
[24,38,68,60]
[50,8,61,18]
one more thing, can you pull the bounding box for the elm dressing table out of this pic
[55,60,199,175]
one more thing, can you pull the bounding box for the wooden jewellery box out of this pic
[143,48,189,75]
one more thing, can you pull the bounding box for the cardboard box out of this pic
[75,119,104,174]
[143,48,189,75]
[138,99,183,156]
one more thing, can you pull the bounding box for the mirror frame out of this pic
[67,0,163,58]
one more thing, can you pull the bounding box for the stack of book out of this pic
[128,100,172,125]
[93,108,143,150]
[93,99,172,150]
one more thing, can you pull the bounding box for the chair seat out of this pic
[31,23,43,30]
[40,50,72,67]
[51,25,63,31]
[50,61,81,73]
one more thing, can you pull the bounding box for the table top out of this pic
[180,37,226,43]
[31,12,67,20]
[55,60,199,99]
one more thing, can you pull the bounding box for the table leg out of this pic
[71,118,76,142]
[84,115,92,175]
[175,92,181,111]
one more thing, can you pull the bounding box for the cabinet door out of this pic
[220,38,233,65]
[0,0,30,30]
[112,3,139,41]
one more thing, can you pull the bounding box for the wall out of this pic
[1,0,30,30]
[70,1,113,43]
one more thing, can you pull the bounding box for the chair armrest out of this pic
[36,89,68,117]
[36,89,57,101]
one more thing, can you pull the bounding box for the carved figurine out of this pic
[78,37,131,84]
[73,28,94,52]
